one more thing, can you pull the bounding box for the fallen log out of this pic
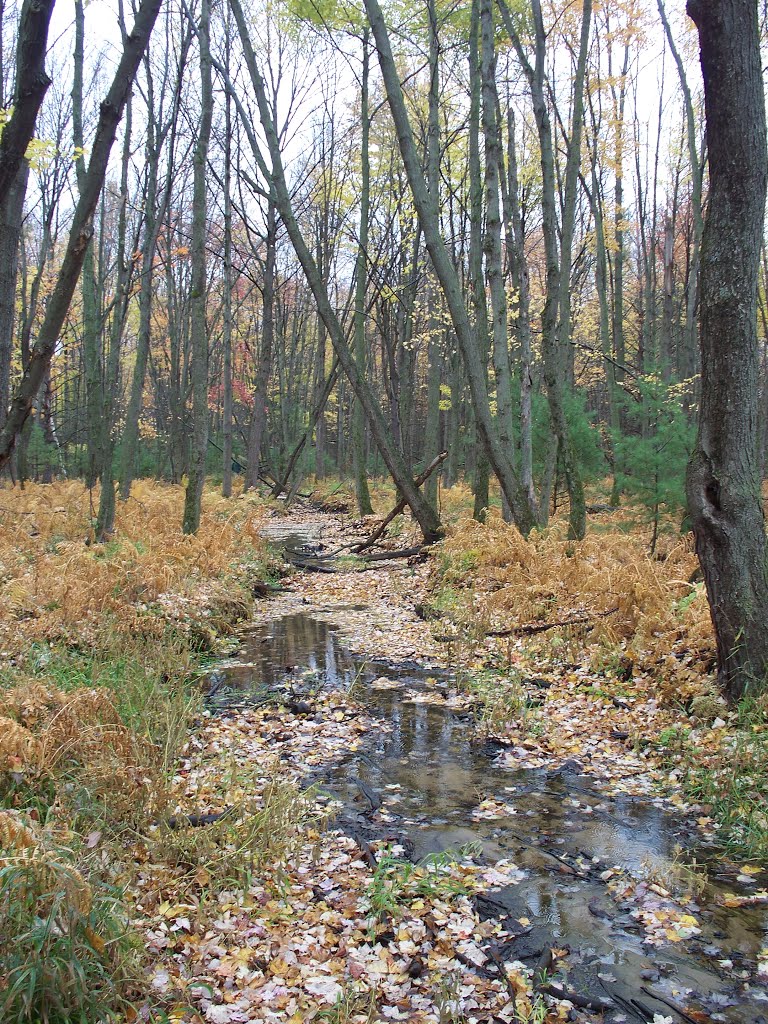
[485,606,619,638]
[361,545,426,562]
[538,982,613,1012]
[353,451,448,553]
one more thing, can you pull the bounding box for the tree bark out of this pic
[183,0,213,534]
[0,0,164,471]
[0,0,55,209]
[685,0,768,701]
[0,162,28,433]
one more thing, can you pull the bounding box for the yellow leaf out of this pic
[84,927,105,953]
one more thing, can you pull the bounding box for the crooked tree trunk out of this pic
[0,0,55,208]
[229,0,442,543]
[365,0,536,536]
[685,0,768,702]
[0,0,164,471]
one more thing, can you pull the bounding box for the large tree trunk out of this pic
[685,0,768,702]
[0,0,55,209]
[0,163,28,433]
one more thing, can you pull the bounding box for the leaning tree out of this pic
[685,0,768,701]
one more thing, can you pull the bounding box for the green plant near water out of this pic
[433,968,466,1023]
[365,848,472,930]
[0,819,136,1024]
[315,983,378,1024]
[0,633,201,833]
[640,844,708,899]
[686,729,768,861]
[457,668,540,739]
[154,773,323,889]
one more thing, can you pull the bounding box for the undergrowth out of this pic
[432,507,714,705]
[0,811,139,1024]
[0,480,282,1022]
[155,773,323,889]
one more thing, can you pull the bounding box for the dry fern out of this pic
[0,716,40,770]
[435,508,715,700]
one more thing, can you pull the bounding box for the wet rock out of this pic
[640,969,660,981]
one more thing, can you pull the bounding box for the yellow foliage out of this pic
[436,508,715,700]
[0,479,271,655]
[0,682,166,819]
[0,716,40,770]
[0,810,93,915]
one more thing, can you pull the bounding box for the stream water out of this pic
[205,608,768,1023]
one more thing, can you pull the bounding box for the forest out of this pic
[1,0,768,1021]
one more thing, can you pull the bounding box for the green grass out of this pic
[365,848,472,933]
[0,832,138,1024]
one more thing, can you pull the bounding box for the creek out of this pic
[204,582,768,1023]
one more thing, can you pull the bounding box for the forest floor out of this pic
[2,481,768,1024]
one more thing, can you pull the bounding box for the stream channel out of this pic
[204,538,768,1024]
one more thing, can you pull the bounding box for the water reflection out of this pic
[205,612,768,1023]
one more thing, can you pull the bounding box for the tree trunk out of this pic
[246,202,276,490]
[498,0,586,539]
[183,0,213,534]
[468,0,490,521]
[96,62,133,542]
[0,0,55,208]
[73,0,103,489]
[0,0,164,471]
[222,67,234,498]
[353,28,374,516]
[481,0,516,488]
[685,0,768,701]
[365,0,536,536]
[0,162,28,434]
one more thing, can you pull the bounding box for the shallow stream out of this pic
[205,608,768,1023]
